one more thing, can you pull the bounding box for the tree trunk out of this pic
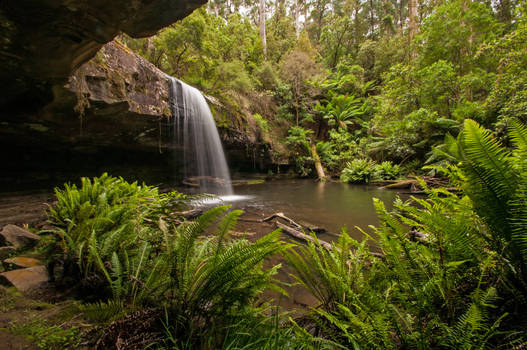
[295,0,301,37]
[259,0,267,58]
[316,2,325,42]
[369,0,375,37]
[408,0,418,58]
[399,0,404,30]
[275,0,285,20]
[304,1,308,27]
[310,143,327,181]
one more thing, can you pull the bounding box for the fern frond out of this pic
[215,209,243,252]
[79,299,126,323]
[459,119,517,241]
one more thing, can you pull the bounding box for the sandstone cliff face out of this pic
[0,0,282,191]
[61,40,274,162]
[12,41,172,153]
[0,0,205,112]
[0,40,276,190]
[70,42,171,119]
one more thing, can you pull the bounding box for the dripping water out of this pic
[168,77,233,195]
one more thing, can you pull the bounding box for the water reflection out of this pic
[228,179,406,240]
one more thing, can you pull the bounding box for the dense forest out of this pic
[122,0,527,182]
[1,0,527,349]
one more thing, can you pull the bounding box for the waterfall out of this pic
[168,77,233,195]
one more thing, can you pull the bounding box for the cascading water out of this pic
[168,77,233,195]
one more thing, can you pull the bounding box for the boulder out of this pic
[0,225,40,249]
[3,257,43,270]
[0,266,48,292]
[0,247,16,260]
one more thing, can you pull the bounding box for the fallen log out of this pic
[277,222,384,258]
[381,179,419,190]
[261,212,302,229]
[276,222,333,250]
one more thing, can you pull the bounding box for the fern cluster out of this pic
[44,174,289,348]
[286,119,527,348]
[340,159,401,183]
[44,173,182,286]
[41,119,527,349]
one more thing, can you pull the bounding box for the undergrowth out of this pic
[11,318,80,350]
[38,121,527,348]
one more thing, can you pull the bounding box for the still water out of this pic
[202,179,406,238]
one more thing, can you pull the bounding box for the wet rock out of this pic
[0,247,16,260]
[0,266,48,292]
[0,225,40,249]
[0,0,206,112]
[67,41,172,120]
[3,257,42,270]
[293,289,318,307]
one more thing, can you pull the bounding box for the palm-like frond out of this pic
[452,119,527,270]
[509,119,527,155]
[458,120,517,243]
[79,299,126,323]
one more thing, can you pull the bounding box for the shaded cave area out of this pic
[0,112,275,193]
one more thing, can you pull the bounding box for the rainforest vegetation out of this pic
[3,0,527,349]
[38,120,527,348]
[122,0,527,182]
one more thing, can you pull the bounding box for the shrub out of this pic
[338,159,400,183]
[45,173,184,285]
[287,186,506,348]
[44,175,289,348]
[374,161,401,180]
[254,61,278,91]
[253,113,270,134]
[340,159,378,183]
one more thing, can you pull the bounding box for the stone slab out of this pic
[0,225,40,249]
[3,257,42,270]
[0,266,48,292]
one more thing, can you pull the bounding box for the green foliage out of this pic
[315,92,366,130]
[45,173,184,285]
[253,113,269,134]
[286,126,314,176]
[44,175,290,348]
[418,0,501,74]
[451,119,527,277]
[79,299,126,323]
[375,161,401,180]
[254,61,278,91]
[481,13,527,129]
[322,129,361,173]
[161,207,286,333]
[371,107,460,161]
[340,159,378,183]
[340,159,401,183]
[11,318,80,350]
[124,9,263,95]
[287,121,527,348]
[287,184,510,348]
